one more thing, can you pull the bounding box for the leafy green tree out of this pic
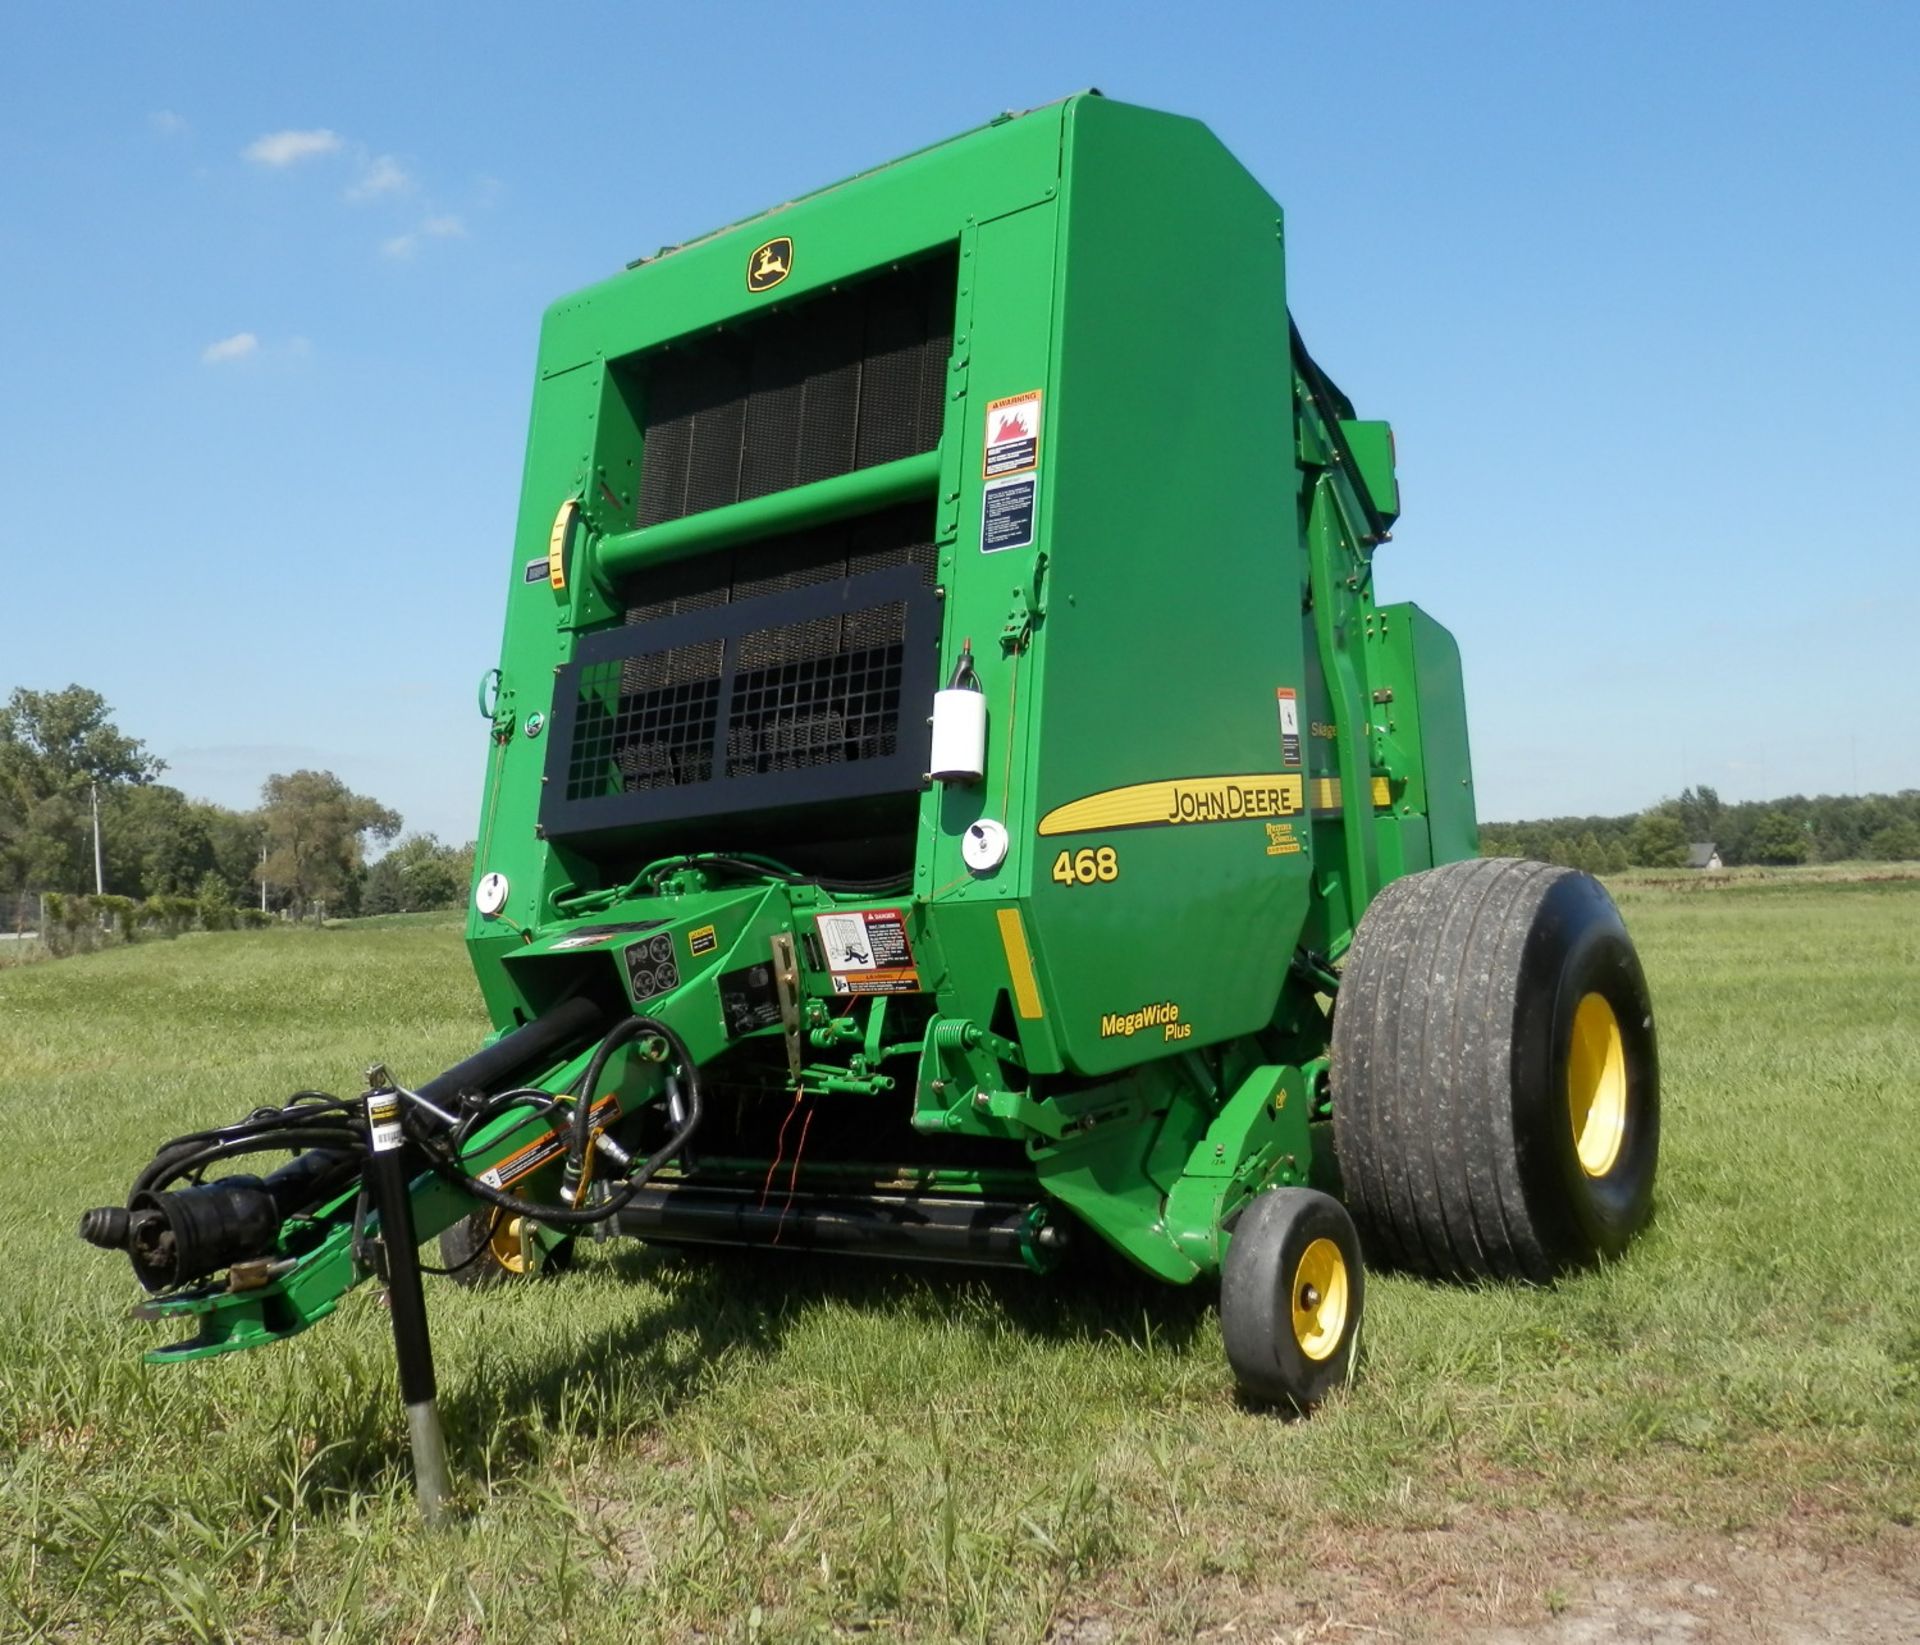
[1866,821,1920,862]
[1628,811,1688,868]
[1673,785,1723,845]
[0,686,163,892]
[202,805,265,905]
[0,685,163,797]
[1602,838,1631,874]
[1747,808,1810,865]
[361,833,467,915]
[259,771,401,918]
[8,792,89,892]
[103,784,215,897]
[196,869,236,931]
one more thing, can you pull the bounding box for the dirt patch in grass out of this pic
[1057,1512,1919,1642]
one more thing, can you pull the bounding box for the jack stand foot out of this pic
[406,1398,452,1528]
[366,1087,455,1527]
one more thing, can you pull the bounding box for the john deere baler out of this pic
[82,94,1659,1510]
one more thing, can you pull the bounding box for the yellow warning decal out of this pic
[995,907,1044,1020]
[1308,775,1395,813]
[687,924,718,958]
[1038,774,1305,837]
[480,1094,619,1190]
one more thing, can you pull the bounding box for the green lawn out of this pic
[1,876,1915,1642]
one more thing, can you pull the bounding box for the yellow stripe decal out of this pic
[996,908,1045,1020]
[1037,774,1305,837]
[1308,775,1395,814]
[547,497,578,591]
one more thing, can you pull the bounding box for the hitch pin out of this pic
[392,1085,459,1129]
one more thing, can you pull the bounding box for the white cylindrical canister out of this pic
[929,688,987,782]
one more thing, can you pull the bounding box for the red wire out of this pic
[759,1088,804,1209]
[772,1104,816,1246]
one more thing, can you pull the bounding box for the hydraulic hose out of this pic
[419,1015,704,1229]
[561,1015,655,1206]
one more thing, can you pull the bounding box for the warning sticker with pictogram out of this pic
[983,389,1042,478]
[814,908,921,995]
[1276,687,1301,767]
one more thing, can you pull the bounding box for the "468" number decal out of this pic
[1051,846,1118,887]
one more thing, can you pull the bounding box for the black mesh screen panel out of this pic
[725,606,906,777]
[540,506,940,847]
[635,254,955,529]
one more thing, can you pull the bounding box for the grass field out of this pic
[1,876,1916,1642]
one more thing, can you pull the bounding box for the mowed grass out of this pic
[0,877,1915,1642]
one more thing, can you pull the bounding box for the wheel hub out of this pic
[1289,1237,1348,1361]
[1567,991,1628,1178]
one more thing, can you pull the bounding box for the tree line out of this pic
[1479,785,1920,873]
[0,685,473,932]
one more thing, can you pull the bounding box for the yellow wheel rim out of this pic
[489,1212,537,1275]
[1567,992,1628,1178]
[1290,1237,1349,1361]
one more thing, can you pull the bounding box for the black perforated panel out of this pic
[635,255,955,529]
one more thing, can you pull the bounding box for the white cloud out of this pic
[201,332,259,364]
[243,128,342,167]
[346,154,411,201]
[150,110,188,138]
[381,214,466,260]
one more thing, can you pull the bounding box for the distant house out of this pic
[1686,842,1723,871]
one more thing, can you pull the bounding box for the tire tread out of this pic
[1333,857,1568,1281]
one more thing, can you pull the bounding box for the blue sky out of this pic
[2,3,1916,840]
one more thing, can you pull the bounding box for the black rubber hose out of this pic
[560,1016,653,1205]
[420,1015,703,1229]
[450,1087,564,1151]
[138,1099,361,1164]
[130,1128,369,1199]
[416,995,606,1111]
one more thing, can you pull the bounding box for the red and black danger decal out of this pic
[814,907,921,995]
[747,236,793,293]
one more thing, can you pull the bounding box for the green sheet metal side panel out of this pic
[1359,600,1476,879]
[1409,605,1477,863]
[1018,97,1312,1076]
[1339,419,1400,525]
[917,199,1062,1062]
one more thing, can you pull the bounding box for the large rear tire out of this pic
[1331,858,1658,1282]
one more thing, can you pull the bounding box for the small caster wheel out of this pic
[437,1204,574,1288]
[1221,1187,1364,1408]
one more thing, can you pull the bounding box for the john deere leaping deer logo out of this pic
[746,236,792,293]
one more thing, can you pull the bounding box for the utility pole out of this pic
[91,782,105,895]
[259,839,268,914]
